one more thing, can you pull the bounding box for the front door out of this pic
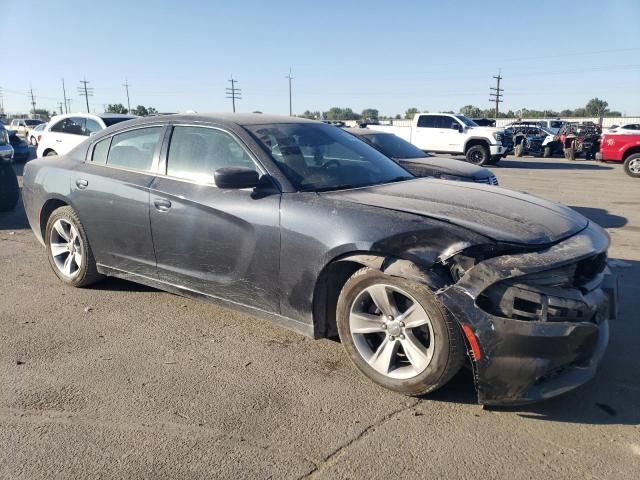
[69,125,166,277]
[149,125,281,312]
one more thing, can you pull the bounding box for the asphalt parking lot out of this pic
[1,151,639,479]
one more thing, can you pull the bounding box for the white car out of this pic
[27,123,47,146]
[607,123,640,134]
[37,113,135,157]
[9,118,45,136]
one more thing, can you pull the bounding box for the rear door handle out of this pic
[75,179,88,189]
[153,198,172,211]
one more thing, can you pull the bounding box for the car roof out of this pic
[115,112,319,128]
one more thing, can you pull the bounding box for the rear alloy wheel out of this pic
[45,206,102,287]
[336,268,465,396]
[624,153,640,178]
[466,145,490,165]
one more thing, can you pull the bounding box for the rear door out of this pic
[148,124,281,312]
[410,115,440,151]
[69,125,166,277]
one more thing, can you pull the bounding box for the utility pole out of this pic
[123,79,131,113]
[66,98,72,112]
[226,76,242,112]
[489,70,503,119]
[78,78,93,113]
[0,86,4,115]
[285,68,294,116]
[29,86,37,116]
[62,78,68,113]
[57,102,64,114]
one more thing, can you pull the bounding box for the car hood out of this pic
[323,179,588,245]
[468,126,503,135]
[399,156,490,179]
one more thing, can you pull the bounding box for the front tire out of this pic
[514,144,524,157]
[336,268,465,396]
[45,206,103,287]
[466,144,490,166]
[543,146,552,158]
[624,153,640,178]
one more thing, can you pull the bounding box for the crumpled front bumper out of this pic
[436,223,616,405]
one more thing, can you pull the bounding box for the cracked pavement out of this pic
[1,155,639,479]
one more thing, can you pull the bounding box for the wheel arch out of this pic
[311,251,451,339]
[622,146,640,161]
[39,197,71,240]
[464,137,491,153]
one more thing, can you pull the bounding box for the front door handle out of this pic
[75,179,88,189]
[153,198,172,212]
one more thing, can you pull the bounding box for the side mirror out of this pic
[451,123,462,132]
[214,166,260,189]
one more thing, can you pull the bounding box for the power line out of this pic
[62,78,68,114]
[123,79,131,113]
[285,68,294,116]
[489,71,503,118]
[78,78,93,113]
[226,76,242,112]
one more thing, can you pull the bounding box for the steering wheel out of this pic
[320,159,341,170]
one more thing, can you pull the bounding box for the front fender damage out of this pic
[435,223,615,405]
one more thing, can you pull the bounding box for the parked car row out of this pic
[0,125,19,212]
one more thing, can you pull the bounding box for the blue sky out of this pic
[1,0,639,116]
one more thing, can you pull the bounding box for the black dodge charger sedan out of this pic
[22,114,616,405]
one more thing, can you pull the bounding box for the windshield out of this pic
[455,115,478,127]
[360,132,428,159]
[25,119,43,126]
[246,123,413,191]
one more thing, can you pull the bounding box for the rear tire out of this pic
[624,153,640,178]
[565,148,575,161]
[336,267,465,396]
[514,144,524,157]
[543,146,552,158]
[466,144,491,166]
[45,206,103,287]
[0,164,19,212]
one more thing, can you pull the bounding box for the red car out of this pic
[597,132,640,178]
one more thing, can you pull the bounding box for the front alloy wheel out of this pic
[337,268,465,396]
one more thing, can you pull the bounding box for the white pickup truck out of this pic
[368,113,511,165]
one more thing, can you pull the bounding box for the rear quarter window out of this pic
[92,138,111,164]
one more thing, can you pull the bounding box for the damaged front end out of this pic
[436,223,616,405]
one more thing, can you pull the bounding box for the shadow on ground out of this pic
[570,206,628,229]
[497,159,613,170]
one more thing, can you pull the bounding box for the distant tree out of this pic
[300,110,320,119]
[361,108,379,121]
[460,105,483,118]
[573,107,587,117]
[608,111,622,117]
[324,107,361,121]
[131,105,157,116]
[404,107,419,120]
[106,103,128,114]
[559,109,574,117]
[394,114,401,119]
[585,98,609,117]
[252,110,263,114]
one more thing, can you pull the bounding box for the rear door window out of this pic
[416,115,437,128]
[107,127,163,172]
[92,138,111,164]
